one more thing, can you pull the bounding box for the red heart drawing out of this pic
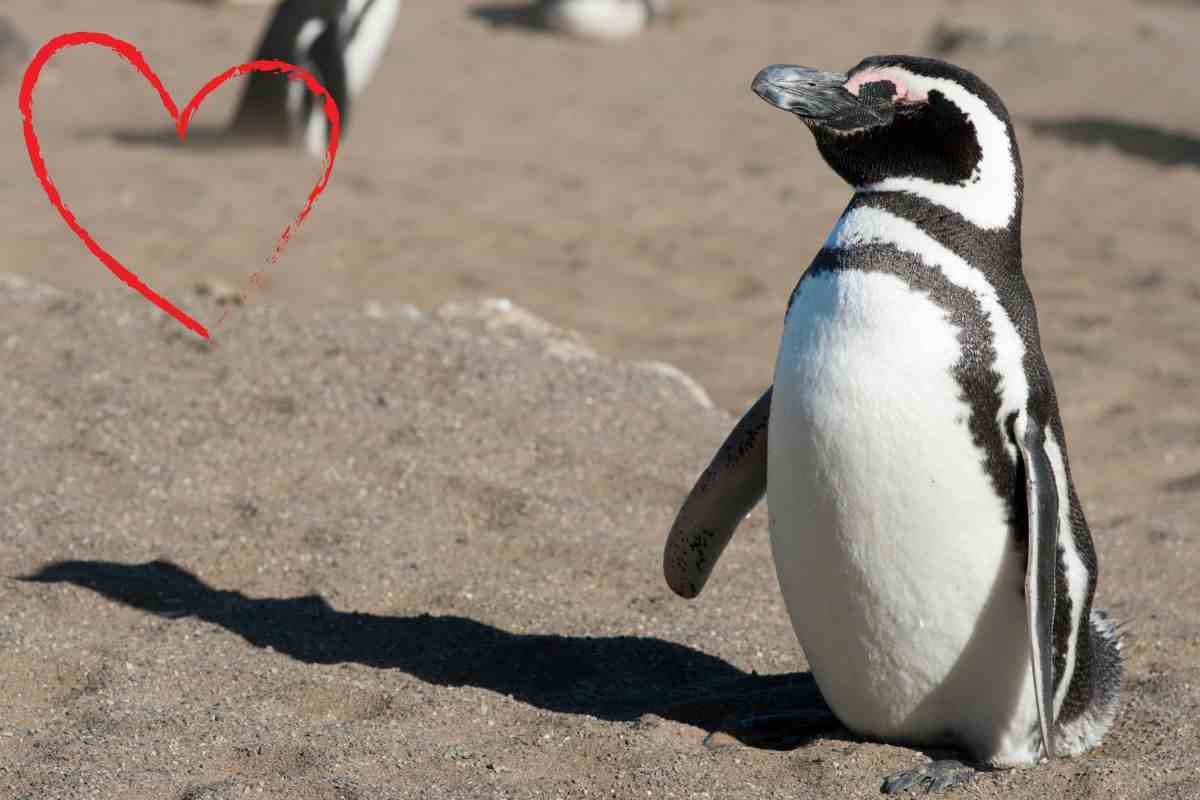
[19,32,341,339]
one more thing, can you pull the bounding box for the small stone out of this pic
[194,278,242,306]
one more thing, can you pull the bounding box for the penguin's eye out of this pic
[857,80,897,106]
[844,70,927,111]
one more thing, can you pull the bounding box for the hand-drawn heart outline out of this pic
[19,31,341,339]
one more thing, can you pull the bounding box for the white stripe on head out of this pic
[850,67,1019,231]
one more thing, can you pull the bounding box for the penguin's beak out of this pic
[752,64,892,132]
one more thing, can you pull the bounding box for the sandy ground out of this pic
[1,0,1199,797]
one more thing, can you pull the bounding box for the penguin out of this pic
[662,55,1123,794]
[540,0,670,40]
[230,0,401,158]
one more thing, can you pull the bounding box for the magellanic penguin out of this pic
[230,0,400,158]
[662,55,1123,794]
[540,0,670,40]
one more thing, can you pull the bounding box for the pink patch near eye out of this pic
[844,70,925,104]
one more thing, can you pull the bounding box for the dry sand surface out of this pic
[2,0,1199,797]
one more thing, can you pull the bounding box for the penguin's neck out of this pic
[841,189,1023,271]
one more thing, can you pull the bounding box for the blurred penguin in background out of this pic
[541,0,670,39]
[231,0,400,158]
[473,0,671,40]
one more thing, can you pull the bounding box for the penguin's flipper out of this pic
[663,386,771,599]
[1016,412,1060,760]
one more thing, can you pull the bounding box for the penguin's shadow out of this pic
[72,125,291,152]
[19,559,839,750]
[468,3,550,34]
[1026,115,1200,168]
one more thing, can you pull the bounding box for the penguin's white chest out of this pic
[767,267,1040,765]
[543,0,649,39]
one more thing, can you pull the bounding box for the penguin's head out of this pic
[752,55,1019,198]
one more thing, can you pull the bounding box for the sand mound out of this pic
[1,281,1195,799]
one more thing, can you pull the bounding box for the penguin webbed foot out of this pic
[880,759,976,795]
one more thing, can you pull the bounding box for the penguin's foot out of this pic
[880,760,976,795]
[704,708,840,751]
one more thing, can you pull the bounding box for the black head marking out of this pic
[812,87,983,187]
[855,79,898,107]
[850,55,1014,125]
[754,55,1018,195]
[816,55,1012,188]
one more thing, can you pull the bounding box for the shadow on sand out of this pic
[1027,116,1200,168]
[468,3,550,34]
[72,125,294,153]
[20,559,838,750]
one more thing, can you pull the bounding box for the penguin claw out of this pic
[880,760,976,795]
